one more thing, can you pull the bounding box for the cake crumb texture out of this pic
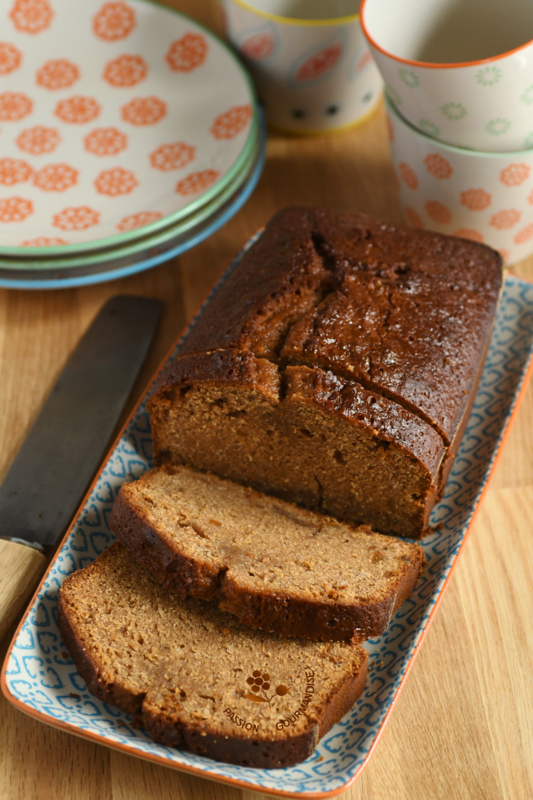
[110,465,426,641]
[58,544,368,768]
[148,207,502,539]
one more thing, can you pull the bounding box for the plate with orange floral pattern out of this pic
[0,0,257,255]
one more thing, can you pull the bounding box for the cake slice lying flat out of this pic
[109,465,426,642]
[58,543,368,769]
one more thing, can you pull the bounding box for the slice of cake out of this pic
[58,543,368,768]
[109,465,425,642]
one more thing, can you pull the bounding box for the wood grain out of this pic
[0,1,532,798]
[0,541,46,642]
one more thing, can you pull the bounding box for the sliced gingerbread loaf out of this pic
[109,465,425,642]
[148,207,502,539]
[58,543,368,768]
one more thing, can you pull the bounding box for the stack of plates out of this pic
[0,0,265,289]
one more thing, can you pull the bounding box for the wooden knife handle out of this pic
[0,539,47,643]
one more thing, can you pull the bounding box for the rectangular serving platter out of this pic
[2,247,533,797]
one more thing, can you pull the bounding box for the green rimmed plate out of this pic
[0,120,261,270]
[0,0,257,256]
[0,114,266,286]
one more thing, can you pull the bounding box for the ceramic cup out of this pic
[361,0,533,152]
[221,0,383,134]
[385,93,533,265]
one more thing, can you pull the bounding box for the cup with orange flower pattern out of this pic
[386,93,533,265]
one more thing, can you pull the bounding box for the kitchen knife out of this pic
[0,294,162,641]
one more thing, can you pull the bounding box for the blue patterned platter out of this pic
[2,259,533,797]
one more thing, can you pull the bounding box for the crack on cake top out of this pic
[165,208,502,449]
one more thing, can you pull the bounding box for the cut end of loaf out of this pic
[149,351,442,539]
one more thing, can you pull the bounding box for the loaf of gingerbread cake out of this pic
[110,464,425,641]
[148,207,502,539]
[58,543,368,768]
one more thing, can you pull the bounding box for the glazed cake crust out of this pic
[148,207,502,538]
[173,206,502,444]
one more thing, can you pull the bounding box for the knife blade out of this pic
[0,294,162,641]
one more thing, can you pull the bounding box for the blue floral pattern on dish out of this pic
[3,252,533,796]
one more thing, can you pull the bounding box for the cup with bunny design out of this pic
[361,0,533,152]
[222,0,382,134]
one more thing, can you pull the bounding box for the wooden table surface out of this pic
[1,2,533,798]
